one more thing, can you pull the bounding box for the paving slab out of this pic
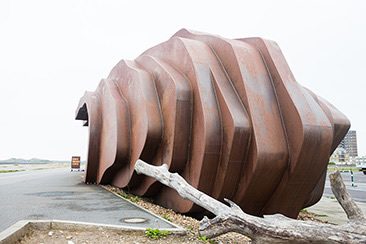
[0,168,179,232]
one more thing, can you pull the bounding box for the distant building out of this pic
[339,130,358,157]
[353,156,366,165]
[330,130,358,164]
[330,147,350,164]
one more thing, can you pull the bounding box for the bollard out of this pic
[351,170,355,187]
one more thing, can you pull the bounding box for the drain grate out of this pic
[120,217,148,224]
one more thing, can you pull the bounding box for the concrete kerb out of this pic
[0,220,31,244]
[100,185,185,231]
[0,219,187,244]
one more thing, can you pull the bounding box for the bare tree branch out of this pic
[329,171,365,221]
[134,160,366,243]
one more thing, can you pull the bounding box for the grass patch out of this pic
[327,166,358,172]
[162,213,172,222]
[302,208,327,217]
[117,191,141,203]
[198,235,217,243]
[300,208,309,214]
[0,169,24,173]
[145,228,171,239]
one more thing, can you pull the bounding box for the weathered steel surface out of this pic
[75,29,350,218]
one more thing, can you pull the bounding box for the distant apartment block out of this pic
[339,130,358,157]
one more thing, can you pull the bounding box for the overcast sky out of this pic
[0,0,365,160]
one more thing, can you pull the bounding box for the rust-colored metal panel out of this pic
[75,29,350,218]
[302,88,351,208]
[173,30,289,216]
[239,38,340,217]
[76,92,101,183]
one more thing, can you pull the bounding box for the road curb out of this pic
[0,220,31,244]
[0,219,186,244]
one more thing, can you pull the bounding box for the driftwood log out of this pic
[135,160,366,243]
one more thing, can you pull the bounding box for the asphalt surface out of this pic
[324,171,366,202]
[0,168,176,232]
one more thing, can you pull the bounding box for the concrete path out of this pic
[306,171,366,224]
[0,168,177,232]
[308,196,366,224]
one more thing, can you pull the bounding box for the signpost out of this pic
[71,156,81,171]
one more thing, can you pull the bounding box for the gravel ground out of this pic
[18,228,209,244]
[105,186,252,243]
[17,186,326,243]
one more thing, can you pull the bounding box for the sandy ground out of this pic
[18,228,210,244]
[0,162,74,172]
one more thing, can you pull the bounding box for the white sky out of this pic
[0,0,365,160]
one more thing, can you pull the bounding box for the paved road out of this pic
[0,168,176,232]
[324,171,366,202]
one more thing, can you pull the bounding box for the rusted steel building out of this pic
[76,29,350,218]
